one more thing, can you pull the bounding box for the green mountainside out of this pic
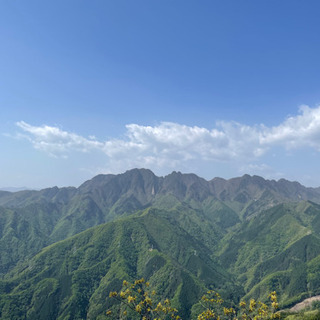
[0,209,242,320]
[219,201,320,305]
[1,169,320,319]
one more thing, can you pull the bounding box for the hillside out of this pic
[0,209,243,319]
[1,169,320,319]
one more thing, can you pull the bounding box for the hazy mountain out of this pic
[0,187,31,192]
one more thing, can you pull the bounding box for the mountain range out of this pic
[1,168,320,319]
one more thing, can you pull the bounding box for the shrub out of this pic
[106,278,281,320]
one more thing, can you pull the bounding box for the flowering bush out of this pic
[107,279,280,320]
[107,278,180,319]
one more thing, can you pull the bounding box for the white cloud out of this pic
[16,121,104,157]
[14,105,320,168]
[260,105,320,150]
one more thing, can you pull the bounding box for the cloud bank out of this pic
[15,105,320,170]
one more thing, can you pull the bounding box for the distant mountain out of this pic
[0,187,31,192]
[1,169,319,275]
[1,169,320,319]
[2,169,320,215]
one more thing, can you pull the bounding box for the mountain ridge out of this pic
[2,168,320,319]
[1,168,320,276]
[2,169,320,209]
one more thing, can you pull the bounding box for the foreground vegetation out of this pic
[107,278,283,319]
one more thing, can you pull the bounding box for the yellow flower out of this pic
[239,301,246,308]
[269,291,277,302]
[249,298,256,311]
[224,307,235,315]
[145,296,152,305]
[259,302,267,310]
[155,302,164,312]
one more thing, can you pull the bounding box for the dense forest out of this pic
[1,169,320,319]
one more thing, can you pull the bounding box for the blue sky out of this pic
[1,0,320,188]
